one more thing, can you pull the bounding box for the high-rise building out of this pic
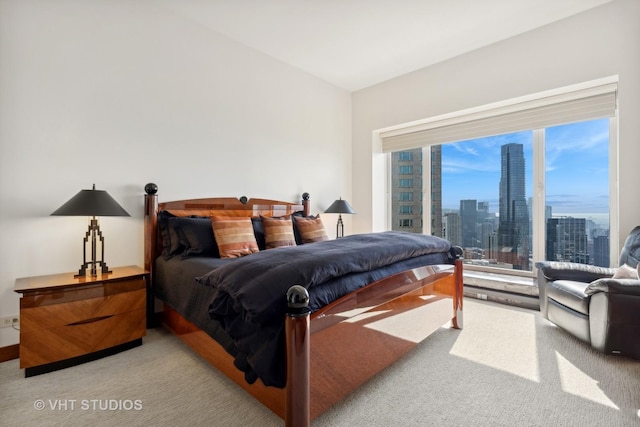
[497,143,530,270]
[430,146,443,237]
[593,234,610,267]
[546,217,589,264]
[390,146,442,236]
[546,217,559,261]
[480,221,494,252]
[477,201,489,222]
[391,149,422,233]
[444,212,462,247]
[558,217,589,264]
[460,199,478,247]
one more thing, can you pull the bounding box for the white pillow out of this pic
[612,263,639,279]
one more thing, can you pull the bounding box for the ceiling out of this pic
[155,0,613,92]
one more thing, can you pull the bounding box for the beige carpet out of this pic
[1,299,639,427]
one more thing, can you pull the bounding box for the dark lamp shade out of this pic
[51,185,130,217]
[324,198,356,215]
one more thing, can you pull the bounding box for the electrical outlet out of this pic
[0,315,19,328]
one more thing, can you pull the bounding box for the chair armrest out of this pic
[585,278,640,296]
[535,261,615,282]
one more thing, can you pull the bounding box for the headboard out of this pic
[143,183,310,284]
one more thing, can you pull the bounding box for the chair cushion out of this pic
[547,280,590,315]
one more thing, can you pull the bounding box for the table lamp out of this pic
[324,197,356,238]
[51,184,130,277]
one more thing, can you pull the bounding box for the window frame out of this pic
[378,77,619,276]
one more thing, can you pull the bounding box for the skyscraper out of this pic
[593,234,610,267]
[430,146,443,237]
[444,212,462,247]
[557,217,589,264]
[391,149,422,233]
[460,199,478,247]
[497,143,530,270]
[390,146,442,236]
[546,217,559,261]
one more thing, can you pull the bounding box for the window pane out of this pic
[391,134,534,272]
[441,132,533,271]
[545,119,609,266]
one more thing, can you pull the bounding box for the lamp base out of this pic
[75,263,112,278]
[74,217,112,277]
[336,214,344,239]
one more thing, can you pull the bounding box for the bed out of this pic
[142,184,463,427]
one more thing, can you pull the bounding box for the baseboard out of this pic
[464,285,540,311]
[24,338,142,377]
[0,344,19,362]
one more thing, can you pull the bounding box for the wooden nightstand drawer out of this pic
[19,278,145,308]
[20,287,146,328]
[20,308,146,368]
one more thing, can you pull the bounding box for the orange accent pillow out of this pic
[261,216,296,249]
[293,215,329,243]
[210,217,259,258]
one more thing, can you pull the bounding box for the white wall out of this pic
[352,0,640,245]
[0,0,351,346]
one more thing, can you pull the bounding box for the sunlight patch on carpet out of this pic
[448,301,540,382]
[555,351,619,409]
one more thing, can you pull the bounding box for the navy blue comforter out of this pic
[198,231,453,387]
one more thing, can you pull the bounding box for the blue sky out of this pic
[440,118,610,218]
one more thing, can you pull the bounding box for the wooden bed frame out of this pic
[143,184,463,427]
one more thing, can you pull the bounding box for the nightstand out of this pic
[14,265,148,377]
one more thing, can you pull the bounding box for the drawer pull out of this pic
[67,315,114,326]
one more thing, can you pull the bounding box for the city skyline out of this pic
[440,118,610,218]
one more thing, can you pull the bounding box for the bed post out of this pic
[452,258,464,329]
[285,285,311,427]
[143,183,158,273]
[301,192,310,217]
[144,183,158,325]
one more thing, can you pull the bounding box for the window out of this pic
[544,119,610,266]
[381,78,617,276]
[398,192,413,201]
[398,179,413,188]
[399,219,413,228]
[399,205,413,215]
[398,165,413,175]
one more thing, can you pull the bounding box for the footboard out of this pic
[285,259,463,426]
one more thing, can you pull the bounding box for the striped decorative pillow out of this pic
[293,215,329,244]
[210,217,259,258]
[261,216,296,249]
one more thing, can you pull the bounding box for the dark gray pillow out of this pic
[158,211,185,259]
[252,217,266,250]
[174,217,220,258]
[619,225,640,268]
